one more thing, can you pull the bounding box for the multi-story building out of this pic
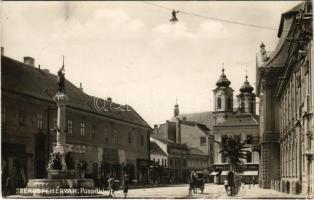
[256,1,313,195]
[150,135,189,183]
[1,53,151,194]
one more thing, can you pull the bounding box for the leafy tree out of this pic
[218,135,249,172]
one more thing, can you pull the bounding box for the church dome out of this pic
[216,68,231,87]
[240,75,254,93]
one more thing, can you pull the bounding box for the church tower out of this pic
[212,66,234,124]
[174,98,179,118]
[237,74,256,114]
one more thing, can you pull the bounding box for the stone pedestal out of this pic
[25,92,94,196]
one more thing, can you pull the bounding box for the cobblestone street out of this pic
[98,184,309,199]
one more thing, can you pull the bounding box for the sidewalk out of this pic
[237,185,309,199]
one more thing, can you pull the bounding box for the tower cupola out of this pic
[237,74,256,114]
[240,75,254,93]
[216,68,231,87]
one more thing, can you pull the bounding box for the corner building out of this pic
[256,2,313,195]
[1,54,151,194]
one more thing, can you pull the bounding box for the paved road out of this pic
[99,183,309,199]
[100,183,228,198]
[9,183,308,199]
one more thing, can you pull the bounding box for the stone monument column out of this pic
[53,93,69,170]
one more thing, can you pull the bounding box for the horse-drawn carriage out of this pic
[189,171,205,193]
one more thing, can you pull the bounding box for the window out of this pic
[114,130,118,144]
[221,135,228,163]
[104,128,108,143]
[251,101,255,113]
[246,151,252,163]
[37,112,43,129]
[228,97,233,109]
[246,135,253,144]
[18,109,25,126]
[80,122,85,136]
[128,132,132,144]
[200,137,206,146]
[92,125,96,139]
[217,97,222,109]
[67,120,73,135]
[2,105,6,124]
[169,159,173,167]
[140,135,144,146]
[53,116,57,129]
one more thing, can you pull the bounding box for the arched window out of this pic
[217,97,222,109]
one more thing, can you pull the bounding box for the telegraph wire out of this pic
[143,1,278,31]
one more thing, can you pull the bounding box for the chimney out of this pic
[23,56,35,67]
[107,97,112,103]
[1,47,4,56]
[79,82,83,91]
[153,124,159,136]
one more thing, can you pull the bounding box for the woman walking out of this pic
[108,175,115,198]
[122,173,130,198]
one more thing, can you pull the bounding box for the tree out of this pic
[218,135,248,172]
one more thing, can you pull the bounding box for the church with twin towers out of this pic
[173,67,260,183]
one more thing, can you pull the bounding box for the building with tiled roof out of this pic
[1,53,151,194]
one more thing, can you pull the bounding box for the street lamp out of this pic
[170,10,179,23]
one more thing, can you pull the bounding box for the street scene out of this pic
[1,1,313,199]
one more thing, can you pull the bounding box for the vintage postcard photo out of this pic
[1,0,313,199]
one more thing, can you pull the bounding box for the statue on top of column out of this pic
[57,56,66,94]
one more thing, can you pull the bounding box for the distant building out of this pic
[256,2,313,195]
[150,136,189,183]
[149,140,168,184]
[153,109,214,168]
[176,68,260,184]
[1,54,151,194]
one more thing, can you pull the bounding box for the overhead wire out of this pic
[143,1,278,31]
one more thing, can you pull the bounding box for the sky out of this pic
[1,1,302,126]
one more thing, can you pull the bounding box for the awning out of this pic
[221,171,229,176]
[209,171,218,176]
[242,171,258,176]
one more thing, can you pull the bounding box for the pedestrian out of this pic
[108,175,115,198]
[191,171,197,193]
[121,173,129,198]
[224,179,228,193]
